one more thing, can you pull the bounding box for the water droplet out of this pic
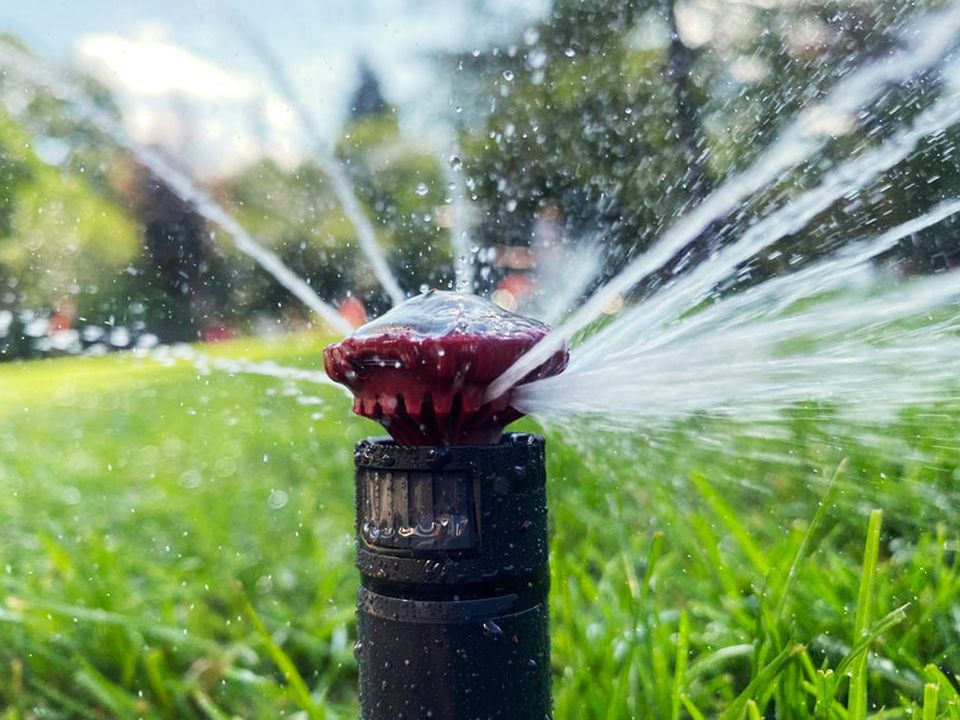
[482,620,503,637]
[564,47,576,58]
[415,182,429,197]
[267,489,289,510]
[502,69,515,82]
[523,27,540,45]
[449,155,462,170]
[527,49,548,70]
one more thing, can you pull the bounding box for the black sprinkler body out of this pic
[326,293,561,719]
[353,434,551,719]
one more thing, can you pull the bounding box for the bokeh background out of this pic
[1,0,957,358]
[1,2,959,719]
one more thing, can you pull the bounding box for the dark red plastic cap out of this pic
[324,290,568,445]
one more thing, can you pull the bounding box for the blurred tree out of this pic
[224,158,363,319]
[113,164,234,341]
[0,108,139,322]
[456,0,957,301]
[351,61,389,119]
[337,61,453,303]
[221,63,454,320]
[456,0,700,297]
[0,114,33,238]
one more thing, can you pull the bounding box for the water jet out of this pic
[325,291,567,719]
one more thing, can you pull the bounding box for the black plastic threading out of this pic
[354,433,551,720]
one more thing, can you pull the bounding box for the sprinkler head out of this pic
[324,290,568,445]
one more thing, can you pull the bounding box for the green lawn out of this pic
[0,336,958,719]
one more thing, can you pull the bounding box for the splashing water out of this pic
[567,69,960,371]
[444,148,476,294]
[226,16,407,307]
[515,269,960,429]
[0,44,354,336]
[512,101,960,437]
[487,0,960,401]
[152,343,342,390]
[4,2,959,488]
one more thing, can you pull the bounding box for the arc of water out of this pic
[152,344,351,395]
[444,146,476,293]
[227,17,407,307]
[514,270,960,424]
[670,272,960,361]
[540,205,960,410]
[0,46,353,336]
[485,0,960,402]
[521,346,960,426]
[547,269,960,394]
[573,82,960,366]
[194,355,343,389]
[639,196,960,352]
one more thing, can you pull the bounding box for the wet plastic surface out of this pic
[325,291,568,445]
[354,433,552,719]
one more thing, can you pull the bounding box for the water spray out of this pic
[325,290,567,719]
[0,44,353,335]
[486,0,960,401]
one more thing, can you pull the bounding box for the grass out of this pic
[0,334,959,718]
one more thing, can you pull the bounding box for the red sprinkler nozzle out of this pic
[324,290,568,445]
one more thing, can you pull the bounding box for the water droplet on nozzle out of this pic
[324,291,567,445]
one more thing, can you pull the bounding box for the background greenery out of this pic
[0,340,958,718]
[0,0,959,717]
[1,0,958,348]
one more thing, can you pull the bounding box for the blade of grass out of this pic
[242,593,326,720]
[191,690,232,720]
[618,530,667,716]
[680,693,709,720]
[925,665,959,703]
[775,459,848,622]
[687,643,754,680]
[718,643,804,720]
[813,669,834,720]
[144,648,173,719]
[835,604,909,680]
[641,531,664,602]
[73,664,149,719]
[8,595,218,653]
[848,509,883,720]
[671,609,690,720]
[690,471,770,576]
[28,677,103,720]
[923,683,940,720]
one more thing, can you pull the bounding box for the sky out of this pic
[1,0,548,176]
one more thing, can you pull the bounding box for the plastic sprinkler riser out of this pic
[324,292,565,720]
[354,435,551,719]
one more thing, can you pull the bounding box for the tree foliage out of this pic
[0,109,139,314]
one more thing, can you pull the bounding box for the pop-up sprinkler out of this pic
[324,290,567,445]
[325,290,566,720]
